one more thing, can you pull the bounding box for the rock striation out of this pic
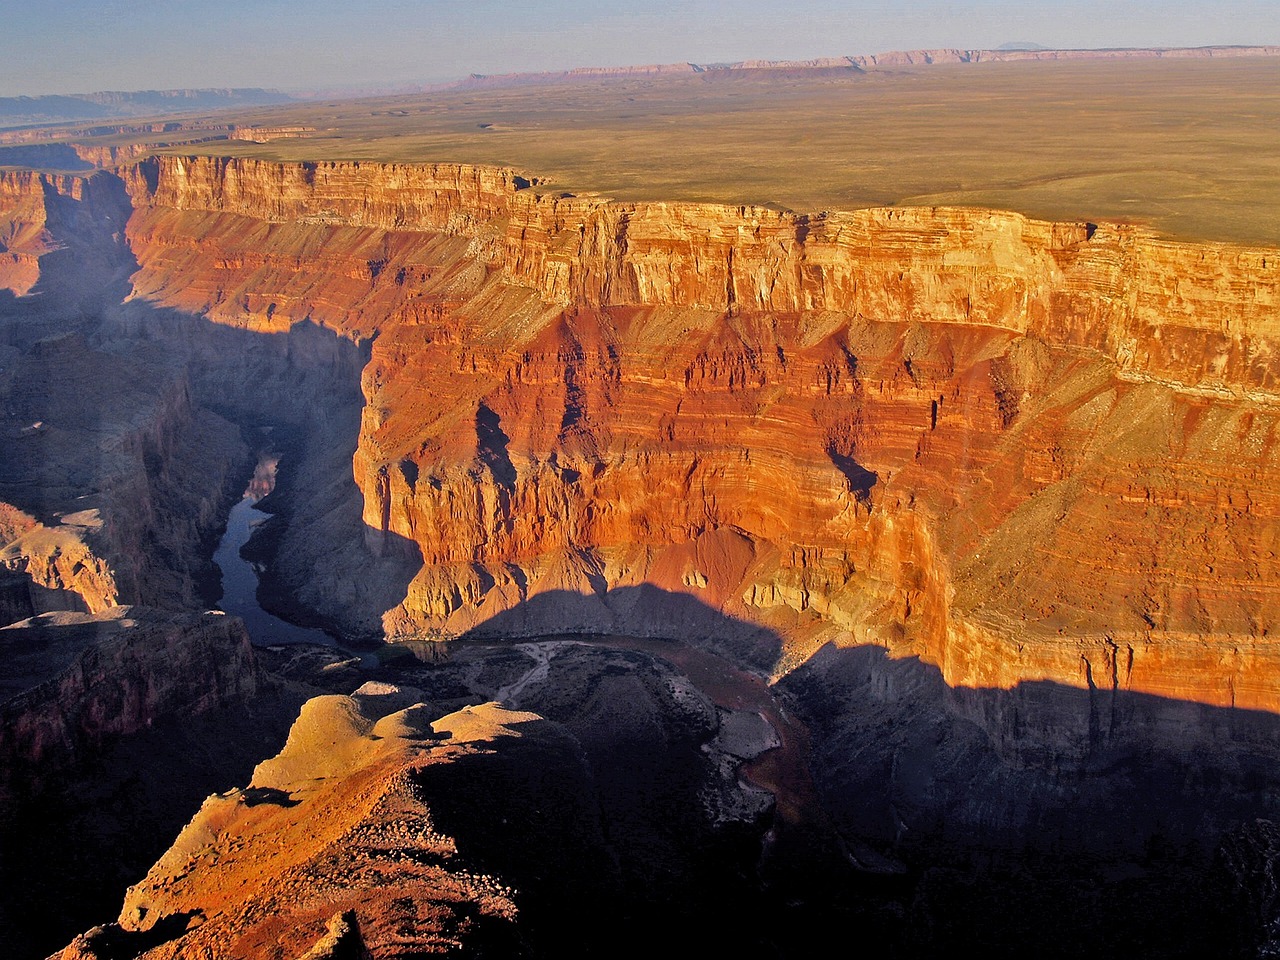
[67,153,1279,720]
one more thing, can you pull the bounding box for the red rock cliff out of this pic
[73,156,1280,713]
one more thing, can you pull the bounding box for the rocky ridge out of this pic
[52,636,803,959]
[54,698,533,960]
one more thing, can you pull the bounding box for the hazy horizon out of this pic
[2,0,1277,99]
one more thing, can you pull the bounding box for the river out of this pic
[212,455,334,647]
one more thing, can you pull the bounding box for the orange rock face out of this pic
[54,698,548,960]
[24,155,1280,713]
[0,170,62,295]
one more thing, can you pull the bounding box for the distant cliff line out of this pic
[0,89,296,132]
[437,44,1280,91]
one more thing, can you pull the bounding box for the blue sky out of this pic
[1,0,1276,97]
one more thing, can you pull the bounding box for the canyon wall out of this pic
[0,167,137,310]
[7,148,1280,960]
[0,327,249,620]
[124,155,526,229]
[500,192,1280,388]
[0,170,53,295]
[0,603,281,959]
[94,155,1280,724]
[9,154,1280,724]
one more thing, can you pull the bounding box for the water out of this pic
[213,457,334,647]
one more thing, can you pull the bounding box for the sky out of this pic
[1,0,1277,98]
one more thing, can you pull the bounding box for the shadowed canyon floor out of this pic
[3,58,1280,957]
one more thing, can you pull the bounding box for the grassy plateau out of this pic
[13,56,1280,246]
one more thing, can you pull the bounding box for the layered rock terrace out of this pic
[6,155,1280,724]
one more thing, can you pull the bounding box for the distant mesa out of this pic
[229,125,315,144]
[0,88,296,131]
[301,43,1280,99]
[422,44,1280,94]
[7,46,1280,123]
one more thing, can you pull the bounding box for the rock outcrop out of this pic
[52,698,571,960]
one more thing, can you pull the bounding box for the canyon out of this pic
[103,153,1280,710]
[2,111,1280,956]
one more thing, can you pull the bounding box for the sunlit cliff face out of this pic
[6,155,1275,709]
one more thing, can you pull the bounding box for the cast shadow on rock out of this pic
[784,639,1280,854]
[437,583,1280,957]
[240,785,299,807]
[456,583,784,670]
[0,145,95,172]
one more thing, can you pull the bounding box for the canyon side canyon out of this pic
[3,106,1280,957]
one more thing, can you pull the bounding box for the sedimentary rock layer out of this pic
[0,170,51,295]
[9,154,1280,716]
